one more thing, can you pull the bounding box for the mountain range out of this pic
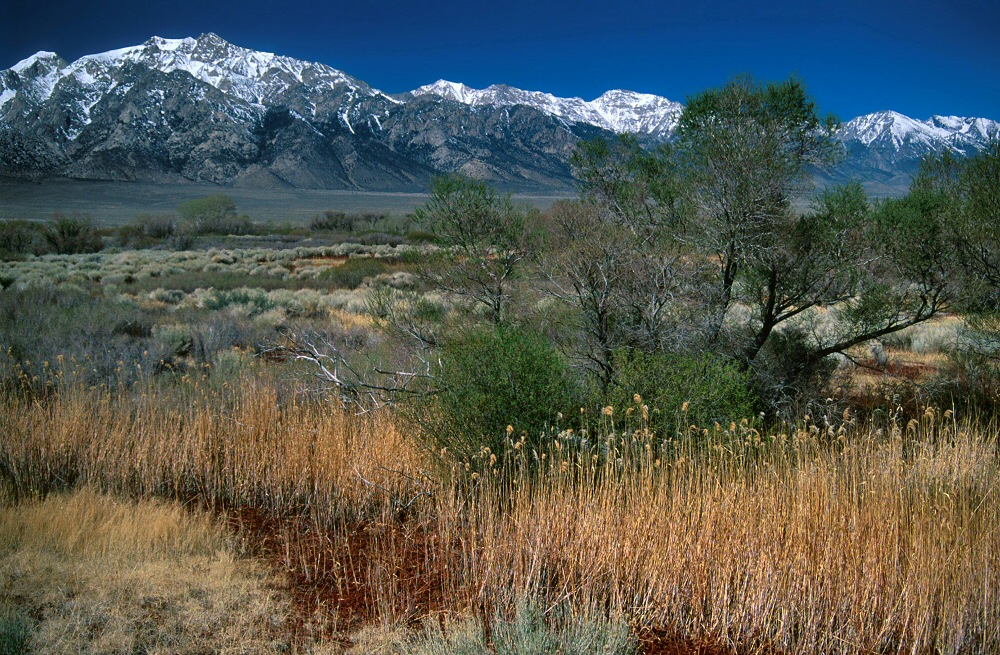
[2,33,997,195]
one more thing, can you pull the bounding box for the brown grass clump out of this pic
[2,373,998,654]
[0,487,290,654]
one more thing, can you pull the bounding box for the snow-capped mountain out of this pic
[412,80,683,141]
[840,111,999,153]
[831,111,1000,189]
[0,34,395,142]
[1,33,996,193]
[0,33,602,188]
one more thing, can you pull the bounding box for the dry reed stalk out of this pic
[2,375,997,653]
[445,420,1000,654]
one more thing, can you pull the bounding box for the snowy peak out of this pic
[71,32,384,105]
[412,80,683,140]
[10,51,65,75]
[1,33,392,118]
[0,33,407,143]
[589,90,684,136]
[840,110,1000,157]
[413,80,482,104]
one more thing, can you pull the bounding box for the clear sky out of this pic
[2,0,998,122]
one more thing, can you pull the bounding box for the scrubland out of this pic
[0,191,1000,655]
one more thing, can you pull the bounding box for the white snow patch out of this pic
[0,88,16,109]
[11,51,59,74]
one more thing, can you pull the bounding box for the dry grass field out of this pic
[1,367,996,654]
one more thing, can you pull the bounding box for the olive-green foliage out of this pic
[415,175,533,325]
[409,601,636,655]
[310,210,391,234]
[118,214,177,247]
[405,229,437,244]
[923,142,1000,312]
[0,221,44,259]
[423,325,579,463]
[42,214,103,254]
[570,133,685,231]
[318,257,391,289]
[604,350,756,434]
[310,210,352,232]
[0,285,151,391]
[0,285,273,393]
[177,194,253,236]
[201,288,275,315]
[0,607,33,655]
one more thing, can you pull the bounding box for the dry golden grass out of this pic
[0,487,291,654]
[2,374,998,654]
[454,417,1000,653]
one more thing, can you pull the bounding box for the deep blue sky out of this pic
[2,0,998,121]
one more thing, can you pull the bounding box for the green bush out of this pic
[42,214,103,254]
[0,220,43,258]
[318,257,390,289]
[0,286,154,392]
[604,349,756,434]
[310,210,352,232]
[752,327,838,416]
[405,229,437,244]
[202,288,275,314]
[119,213,177,246]
[177,195,254,236]
[409,601,635,655]
[0,607,33,655]
[422,325,579,464]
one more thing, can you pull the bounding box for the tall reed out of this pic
[1,372,997,653]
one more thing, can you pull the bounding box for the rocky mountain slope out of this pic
[2,33,997,193]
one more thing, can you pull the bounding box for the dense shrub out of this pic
[0,607,33,655]
[356,232,404,246]
[42,214,103,254]
[752,327,839,416]
[0,285,274,393]
[318,257,391,289]
[118,213,177,247]
[421,324,579,464]
[177,195,254,236]
[604,349,757,434]
[0,221,43,258]
[201,288,275,314]
[310,210,352,232]
[0,286,151,391]
[404,229,437,244]
[410,601,635,655]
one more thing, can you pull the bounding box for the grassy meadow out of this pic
[1,188,998,654]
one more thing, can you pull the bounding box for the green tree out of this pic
[570,134,686,235]
[676,75,842,344]
[552,137,697,387]
[569,76,952,408]
[946,142,1000,305]
[924,142,1000,390]
[414,175,535,326]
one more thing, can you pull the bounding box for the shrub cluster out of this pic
[177,194,255,236]
[419,324,580,463]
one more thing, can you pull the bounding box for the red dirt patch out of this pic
[637,628,784,655]
[228,507,455,645]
